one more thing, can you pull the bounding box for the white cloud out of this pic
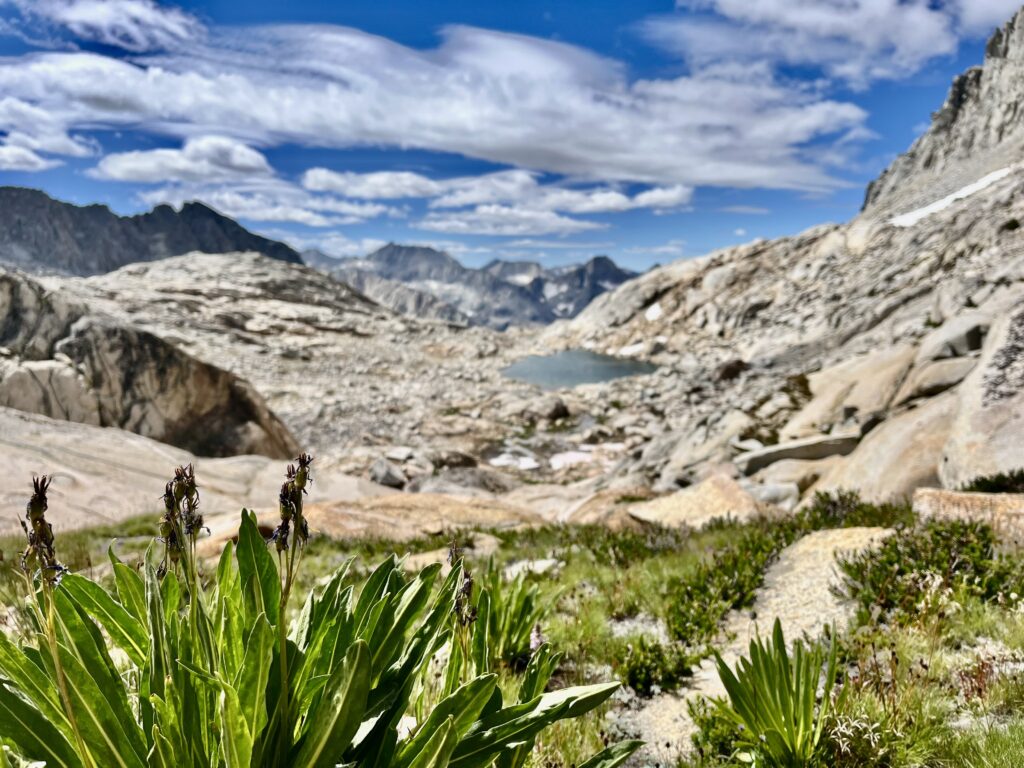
[302,169,442,199]
[304,166,693,216]
[720,205,769,214]
[647,1,1017,88]
[2,0,203,52]
[734,227,747,236]
[418,205,606,236]
[91,135,272,182]
[139,178,395,227]
[0,144,61,171]
[626,238,687,258]
[0,18,869,191]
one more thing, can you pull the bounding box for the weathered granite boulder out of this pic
[629,473,761,529]
[940,306,1024,487]
[814,393,955,502]
[0,269,298,458]
[893,357,977,405]
[914,488,1024,544]
[735,433,861,476]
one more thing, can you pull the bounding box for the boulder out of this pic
[940,307,1024,487]
[0,270,299,459]
[914,488,1024,545]
[893,357,977,405]
[752,456,844,493]
[735,433,861,475]
[742,481,800,512]
[370,458,407,489]
[0,406,392,536]
[915,311,991,363]
[813,393,955,502]
[628,473,761,529]
[780,345,916,439]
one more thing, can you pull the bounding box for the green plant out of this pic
[617,636,694,697]
[0,464,640,768]
[714,619,843,768]
[837,520,1024,628]
[960,468,1024,494]
[684,696,742,766]
[471,558,552,673]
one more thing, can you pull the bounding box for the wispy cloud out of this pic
[644,1,1018,89]
[0,6,868,191]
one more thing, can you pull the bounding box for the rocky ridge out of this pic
[0,187,302,275]
[316,243,635,329]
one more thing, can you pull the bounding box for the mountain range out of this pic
[306,244,636,329]
[0,187,630,328]
[0,187,302,275]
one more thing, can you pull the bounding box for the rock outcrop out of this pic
[863,6,1024,217]
[538,13,1024,504]
[0,267,298,458]
[0,187,303,275]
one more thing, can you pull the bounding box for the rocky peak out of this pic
[0,187,303,275]
[863,6,1024,215]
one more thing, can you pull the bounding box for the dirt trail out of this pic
[619,526,892,767]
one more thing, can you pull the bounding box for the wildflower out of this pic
[273,453,314,552]
[530,622,545,652]
[20,475,65,584]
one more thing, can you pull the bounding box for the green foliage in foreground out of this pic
[714,619,842,768]
[837,519,1024,627]
[0,463,640,768]
[960,468,1024,494]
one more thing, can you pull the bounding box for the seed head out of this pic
[20,475,65,584]
[273,453,314,552]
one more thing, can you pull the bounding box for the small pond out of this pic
[501,349,658,390]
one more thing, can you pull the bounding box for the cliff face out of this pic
[863,7,1024,215]
[0,187,303,275]
[538,8,1024,502]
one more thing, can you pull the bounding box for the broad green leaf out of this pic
[61,574,147,668]
[396,675,497,767]
[293,640,371,768]
[0,632,66,730]
[577,741,644,768]
[0,684,80,768]
[234,613,274,739]
[405,717,457,768]
[219,683,253,768]
[236,509,280,626]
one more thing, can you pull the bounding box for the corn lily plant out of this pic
[0,461,641,767]
[714,618,844,768]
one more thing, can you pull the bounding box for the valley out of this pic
[3,4,1024,767]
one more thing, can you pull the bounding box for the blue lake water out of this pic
[501,349,658,390]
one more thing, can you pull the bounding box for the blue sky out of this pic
[0,1,1017,269]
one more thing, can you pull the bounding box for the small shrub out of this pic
[960,468,1024,494]
[686,696,742,765]
[617,637,694,697]
[837,519,1024,627]
[800,489,914,529]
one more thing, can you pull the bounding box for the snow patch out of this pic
[644,302,663,322]
[488,453,540,471]
[891,167,1013,227]
[549,450,594,470]
[618,342,646,357]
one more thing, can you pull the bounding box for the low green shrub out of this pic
[714,618,843,768]
[684,696,742,766]
[960,468,1024,494]
[837,519,1024,627]
[617,636,694,696]
[0,461,640,768]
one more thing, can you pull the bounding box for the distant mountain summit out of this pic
[314,243,636,329]
[863,6,1024,216]
[0,187,302,275]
